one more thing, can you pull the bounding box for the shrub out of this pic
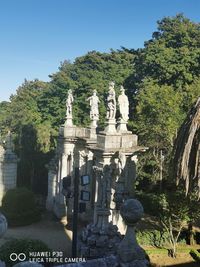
[1,187,41,226]
[135,191,166,216]
[0,238,51,267]
[190,249,200,263]
[136,230,169,247]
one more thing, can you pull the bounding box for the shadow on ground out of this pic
[0,212,72,257]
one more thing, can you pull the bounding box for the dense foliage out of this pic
[137,189,200,257]
[1,188,41,226]
[0,14,200,195]
[136,230,169,248]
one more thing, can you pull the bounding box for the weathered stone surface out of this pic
[120,199,143,225]
[87,235,96,246]
[80,221,122,259]
[96,235,108,247]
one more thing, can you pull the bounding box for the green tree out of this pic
[159,191,200,258]
[39,50,135,128]
[129,15,200,188]
[133,14,200,90]
[0,101,10,139]
[3,79,53,192]
[133,79,184,187]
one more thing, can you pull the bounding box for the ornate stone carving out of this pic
[80,221,122,259]
[106,82,116,120]
[66,89,74,117]
[87,90,100,127]
[113,153,127,209]
[118,86,129,122]
[117,86,129,132]
[81,164,122,258]
[65,89,74,126]
[105,82,117,133]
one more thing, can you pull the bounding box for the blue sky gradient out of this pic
[0,0,199,101]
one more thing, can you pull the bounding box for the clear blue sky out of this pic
[0,0,199,101]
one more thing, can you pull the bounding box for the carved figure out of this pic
[66,89,74,117]
[106,82,116,120]
[118,86,129,121]
[87,90,100,120]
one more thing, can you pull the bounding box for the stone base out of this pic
[63,125,76,137]
[117,120,128,133]
[80,222,122,259]
[90,120,98,128]
[104,119,116,134]
[96,132,138,150]
[64,117,73,127]
[86,127,97,140]
[97,132,121,150]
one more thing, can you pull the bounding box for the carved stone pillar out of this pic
[46,158,57,211]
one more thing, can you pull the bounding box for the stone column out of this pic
[46,158,57,211]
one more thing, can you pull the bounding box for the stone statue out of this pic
[66,89,74,118]
[106,82,116,120]
[118,86,129,122]
[87,90,100,121]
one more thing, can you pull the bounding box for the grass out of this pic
[143,245,200,255]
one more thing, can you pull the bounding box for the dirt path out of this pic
[0,213,73,257]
